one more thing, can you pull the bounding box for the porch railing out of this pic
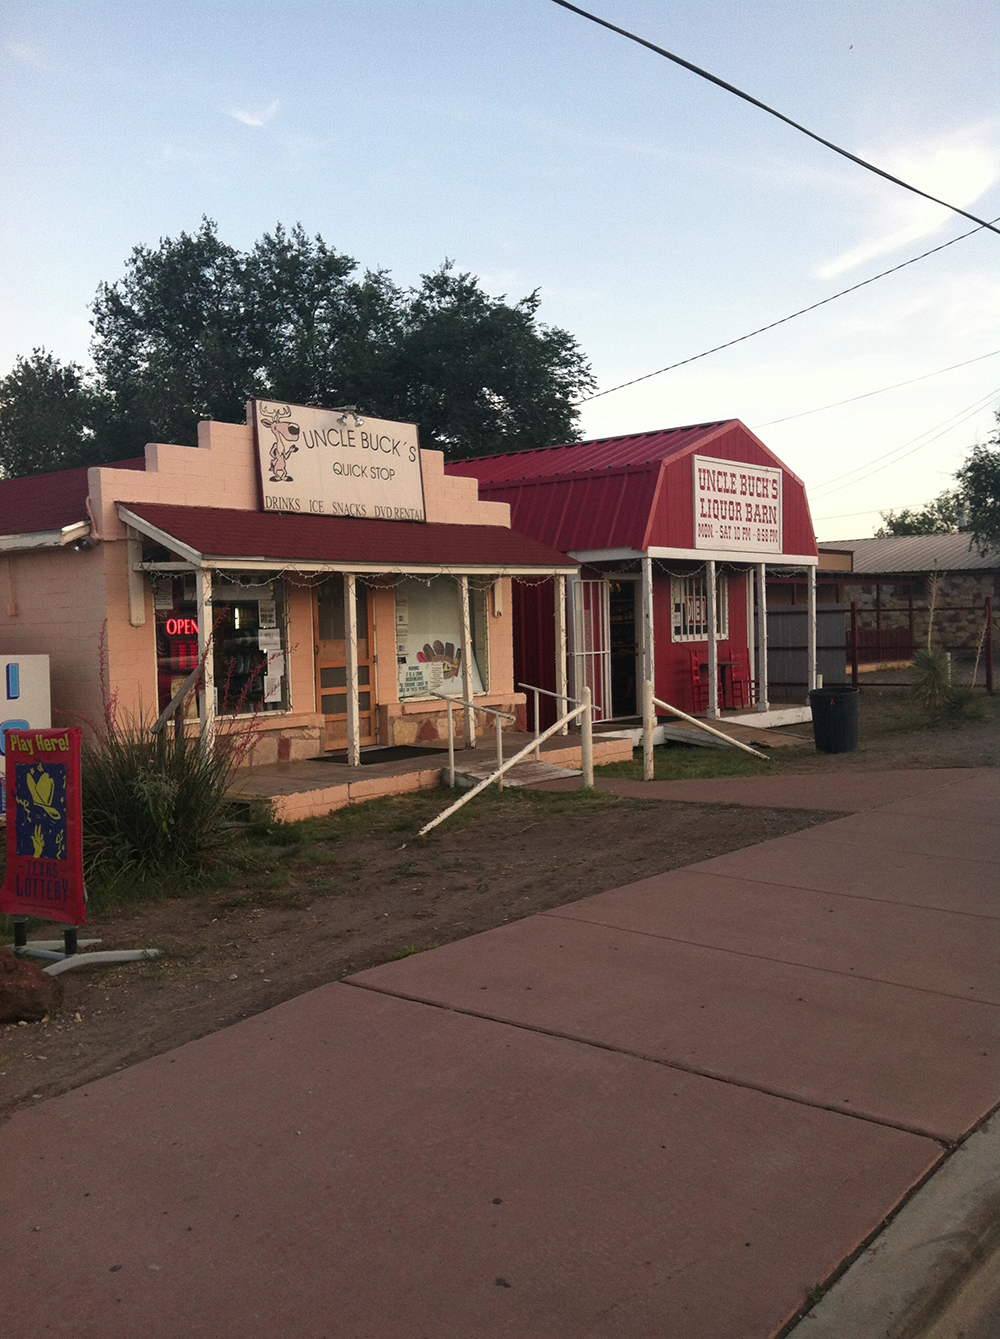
[415,687,594,838]
[401,691,516,790]
[518,682,580,759]
[640,678,770,779]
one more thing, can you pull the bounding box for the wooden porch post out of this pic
[344,573,361,767]
[459,575,476,749]
[705,560,719,719]
[554,574,568,735]
[196,567,215,750]
[807,564,817,693]
[756,562,769,713]
[746,568,755,702]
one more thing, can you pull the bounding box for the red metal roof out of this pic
[446,423,734,483]
[0,458,145,536]
[120,503,576,572]
[446,421,816,557]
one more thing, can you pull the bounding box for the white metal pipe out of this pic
[533,688,540,761]
[643,677,655,781]
[581,684,594,789]
[496,713,504,791]
[447,699,455,788]
[652,693,769,761]
[417,701,588,836]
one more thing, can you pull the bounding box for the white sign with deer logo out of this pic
[251,400,426,523]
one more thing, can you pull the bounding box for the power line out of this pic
[753,348,1000,428]
[810,388,999,498]
[552,0,1000,238]
[580,215,1000,402]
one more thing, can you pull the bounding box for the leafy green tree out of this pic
[0,349,108,478]
[875,489,961,537]
[955,411,1000,556]
[379,263,595,457]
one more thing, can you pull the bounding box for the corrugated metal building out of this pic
[447,421,820,722]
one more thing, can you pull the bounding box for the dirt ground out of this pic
[2,696,997,1125]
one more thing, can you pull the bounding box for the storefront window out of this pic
[670,574,729,642]
[395,577,488,698]
[154,575,289,716]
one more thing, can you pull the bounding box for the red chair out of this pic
[729,652,756,709]
[689,651,709,712]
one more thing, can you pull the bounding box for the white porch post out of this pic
[756,562,770,713]
[807,564,817,693]
[554,574,568,735]
[746,568,755,702]
[196,567,215,750]
[641,554,656,778]
[459,575,476,749]
[344,573,361,767]
[705,560,719,719]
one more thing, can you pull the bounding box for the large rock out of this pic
[0,946,63,1023]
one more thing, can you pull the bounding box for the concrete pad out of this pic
[540,769,988,813]
[789,810,1000,864]
[869,769,1000,822]
[549,867,1000,1003]
[0,984,939,1339]
[353,916,1000,1141]
[696,831,1000,918]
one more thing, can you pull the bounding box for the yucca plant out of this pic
[81,715,242,883]
[910,646,953,712]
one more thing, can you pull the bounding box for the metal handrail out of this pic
[640,679,770,777]
[401,690,516,789]
[518,681,581,760]
[416,687,594,838]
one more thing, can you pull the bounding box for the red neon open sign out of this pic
[165,618,199,637]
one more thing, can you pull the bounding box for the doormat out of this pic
[316,745,447,766]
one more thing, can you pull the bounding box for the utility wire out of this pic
[810,388,1000,498]
[580,215,1000,402]
[551,0,1000,238]
[754,348,1000,428]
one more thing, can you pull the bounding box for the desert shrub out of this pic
[81,716,245,883]
[910,647,953,712]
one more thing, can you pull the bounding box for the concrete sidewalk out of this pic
[2,768,998,1337]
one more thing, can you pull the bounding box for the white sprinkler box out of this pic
[0,655,52,816]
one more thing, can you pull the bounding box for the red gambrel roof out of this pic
[449,423,734,483]
[119,503,576,574]
[446,421,817,557]
[0,458,145,537]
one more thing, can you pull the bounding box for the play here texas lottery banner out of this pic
[0,727,85,926]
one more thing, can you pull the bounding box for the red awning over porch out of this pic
[118,502,578,575]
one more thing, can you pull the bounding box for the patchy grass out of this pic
[597,743,772,782]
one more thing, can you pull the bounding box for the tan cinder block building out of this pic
[0,403,576,765]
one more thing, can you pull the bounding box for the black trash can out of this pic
[808,685,859,754]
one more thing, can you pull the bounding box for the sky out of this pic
[1,0,999,541]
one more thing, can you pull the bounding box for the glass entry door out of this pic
[315,580,376,751]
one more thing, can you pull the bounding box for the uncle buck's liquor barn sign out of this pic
[0,727,86,926]
[252,400,426,523]
[692,454,783,555]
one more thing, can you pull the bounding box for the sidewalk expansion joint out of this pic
[345,978,953,1146]
[682,867,1000,922]
[542,910,1000,1010]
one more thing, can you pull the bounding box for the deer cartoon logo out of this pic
[259,403,301,483]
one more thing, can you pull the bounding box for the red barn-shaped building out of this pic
[447,421,819,725]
